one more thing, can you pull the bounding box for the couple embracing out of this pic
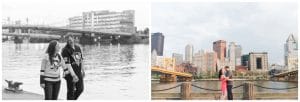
[219,66,233,100]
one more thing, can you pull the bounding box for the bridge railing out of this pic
[152,82,298,100]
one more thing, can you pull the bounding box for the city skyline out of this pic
[2,0,150,30]
[152,2,297,65]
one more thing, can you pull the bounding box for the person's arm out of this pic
[40,57,46,88]
[79,46,85,78]
[81,61,85,78]
[221,75,226,80]
[225,72,233,81]
[60,54,78,82]
[61,49,78,82]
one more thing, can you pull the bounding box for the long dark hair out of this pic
[46,40,59,65]
[218,69,222,80]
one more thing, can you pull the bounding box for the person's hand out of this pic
[63,70,70,77]
[72,75,79,83]
[40,84,45,88]
[82,70,85,78]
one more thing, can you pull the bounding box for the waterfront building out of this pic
[68,10,135,33]
[213,40,227,62]
[284,34,298,71]
[151,32,164,56]
[235,45,242,66]
[193,50,217,75]
[185,44,194,63]
[249,52,268,72]
[151,50,158,66]
[172,53,184,66]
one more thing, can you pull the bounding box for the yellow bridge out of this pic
[152,66,192,82]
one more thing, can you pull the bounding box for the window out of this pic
[256,57,262,69]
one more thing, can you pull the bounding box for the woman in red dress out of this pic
[219,67,227,99]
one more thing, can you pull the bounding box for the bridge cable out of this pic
[232,84,244,89]
[191,84,221,91]
[191,84,244,91]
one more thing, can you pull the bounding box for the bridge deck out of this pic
[273,69,298,77]
[151,66,192,77]
[2,25,147,37]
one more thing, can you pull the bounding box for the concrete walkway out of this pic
[2,88,44,100]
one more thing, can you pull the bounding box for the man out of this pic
[225,66,233,100]
[62,36,85,100]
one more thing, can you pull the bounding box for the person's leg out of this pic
[74,76,84,100]
[44,82,53,100]
[65,74,75,100]
[227,85,233,100]
[52,81,61,100]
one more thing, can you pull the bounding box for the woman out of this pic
[40,40,79,100]
[219,67,227,100]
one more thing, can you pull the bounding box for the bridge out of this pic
[152,66,192,82]
[271,69,298,82]
[2,24,148,44]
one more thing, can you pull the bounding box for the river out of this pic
[2,42,149,100]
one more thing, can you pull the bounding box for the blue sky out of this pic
[152,2,298,65]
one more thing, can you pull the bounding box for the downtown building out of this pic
[284,34,298,71]
[172,53,184,66]
[227,42,243,70]
[68,10,135,33]
[185,44,194,63]
[193,50,218,75]
[213,40,227,62]
[249,52,268,72]
[151,32,164,56]
[213,40,229,71]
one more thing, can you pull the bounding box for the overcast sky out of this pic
[152,2,298,65]
[2,0,150,30]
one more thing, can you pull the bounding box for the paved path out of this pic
[2,87,44,100]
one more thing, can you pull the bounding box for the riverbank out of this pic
[2,88,44,100]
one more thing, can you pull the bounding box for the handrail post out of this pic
[181,82,191,100]
[243,82,254,100]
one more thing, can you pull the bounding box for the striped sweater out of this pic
[40,54,68,84]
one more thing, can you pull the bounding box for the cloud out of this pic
[152,2,297,64]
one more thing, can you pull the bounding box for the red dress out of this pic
[220,76,227,95]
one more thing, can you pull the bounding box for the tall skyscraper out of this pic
[172,53,184,65]
[185,44,194,63]
[151,32,164,56]
[228,42,236,66]
[213,40,227,62]
[284,34,298,71]
[151,49,158,66]
[228,42,242,67]
[235,45,242,66]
